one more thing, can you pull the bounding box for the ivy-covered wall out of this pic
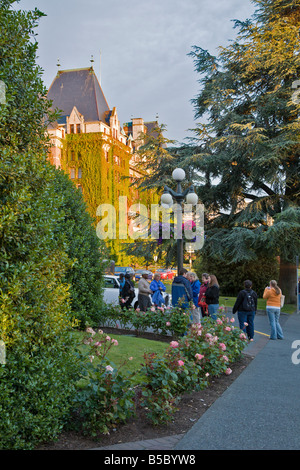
[61,132,157,265]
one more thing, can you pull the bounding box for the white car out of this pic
[103,275,170,309]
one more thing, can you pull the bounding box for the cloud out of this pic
[18,0,256,142]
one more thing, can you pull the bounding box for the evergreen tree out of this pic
[188,0,300,302]
[122,124,199,266]
[51,168,105,328]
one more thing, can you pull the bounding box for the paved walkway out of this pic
[92,313,300,451]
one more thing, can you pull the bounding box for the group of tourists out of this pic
[118,267,285,341]
[171,268,220,322]
[118,270,167,312]
[171,268,285,341]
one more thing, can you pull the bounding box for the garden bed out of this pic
[36,327,252,450]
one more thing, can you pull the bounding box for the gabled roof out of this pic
[46,67,110,124]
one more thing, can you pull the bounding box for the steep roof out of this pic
[47,67,110,123]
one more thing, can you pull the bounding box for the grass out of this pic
[219,296,296,314]
[76,331,169,384]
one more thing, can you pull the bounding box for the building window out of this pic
[78,168,82,179]
[76,124,81,133]
[70,124,74,134]
[70,168,75,179]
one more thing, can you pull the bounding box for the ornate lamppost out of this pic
[160,168,198,275]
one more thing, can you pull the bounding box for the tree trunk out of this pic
[279,260,297,305]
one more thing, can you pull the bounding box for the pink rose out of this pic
[219,343,226,351]
[178,360,184,367]
[170,341,179,348]
[195,353,204,361]
[225,368,232,375]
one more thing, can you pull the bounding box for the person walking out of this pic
[263,280,284,340]
[150,273,166,307]
[188,272,201,323]
[232,280,258,340]
[205,274,219,320]
[137,271,153,312]
[198,273,209,317]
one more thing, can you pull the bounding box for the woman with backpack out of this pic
[233,280,258,340]
[263,280,284,340]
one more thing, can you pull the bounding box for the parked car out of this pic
[154,268,174,280]
[134,269,153,281]
[103,275,170,308]
[113,266,135,277]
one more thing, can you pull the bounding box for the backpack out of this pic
[242,289,255,312]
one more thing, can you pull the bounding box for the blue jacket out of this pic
[171,275,193,309]
[149,279,166,306]
[191,280,201,306]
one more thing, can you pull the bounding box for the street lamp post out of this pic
[160,168,198,275]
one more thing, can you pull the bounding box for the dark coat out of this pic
[233,288,258,313]
[205,284,219,305]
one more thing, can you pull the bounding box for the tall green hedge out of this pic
[0,2,83,449]
[51,167,106,328]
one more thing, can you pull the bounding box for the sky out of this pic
[17,0,256,144]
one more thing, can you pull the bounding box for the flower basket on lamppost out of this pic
[160,168,198,275]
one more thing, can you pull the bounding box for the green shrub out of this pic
[51,168,106,328]
[71,328,136,436]
[100,304,191,337]
[140,311,247,425]
[193,255,279,297]
[0,3,83,449]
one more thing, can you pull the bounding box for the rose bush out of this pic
[139,311,248,424]
[99,304,191,338]
[70,328,136,436]
[67,310,248,434]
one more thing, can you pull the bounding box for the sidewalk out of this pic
[92,313,300,451]
[175,313,300,450]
